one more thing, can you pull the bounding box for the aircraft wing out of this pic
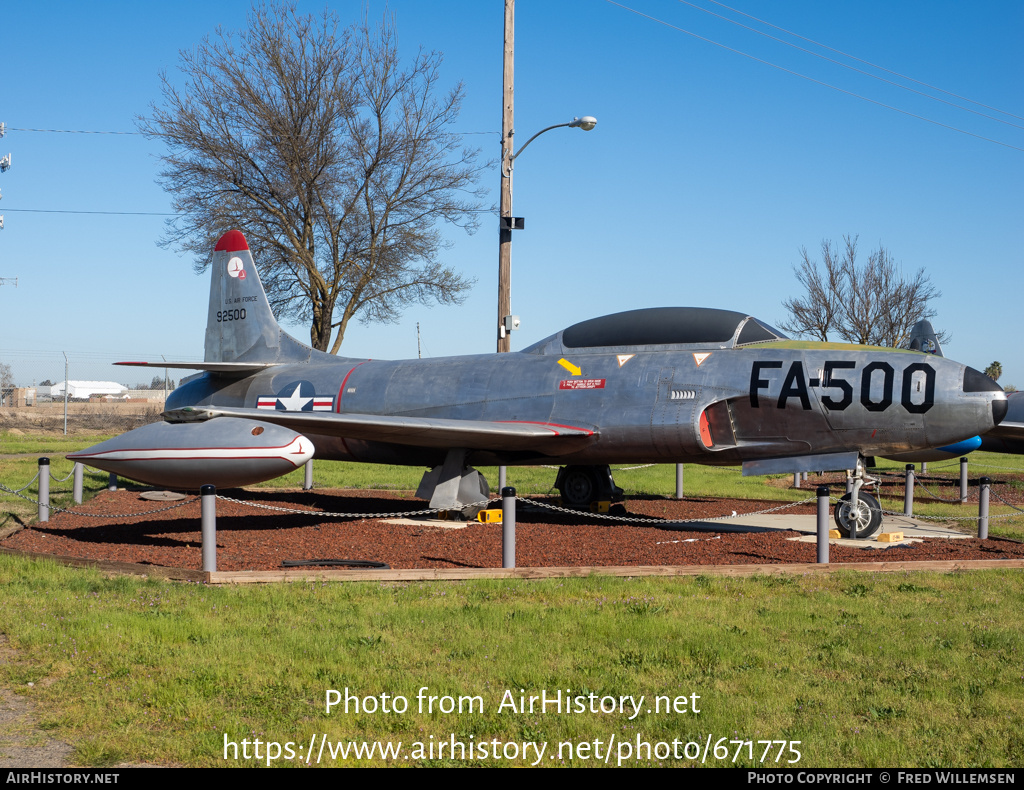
[166,406,599,454]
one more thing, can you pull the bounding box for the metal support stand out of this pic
[960,457,969,503]
[904,464,914,517]
[978,477,990,540]
[502,486,516,569]
[793,472,801,489]
[816,485,830,564]
[675,463,684,499]
[108,473,118,491]
[303,460,313,491]
[38,458,50,522]
[73,463,83,504]
[201,484,217,572]
[921,461,928,475]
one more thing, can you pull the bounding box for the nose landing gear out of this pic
[833,459,883,538]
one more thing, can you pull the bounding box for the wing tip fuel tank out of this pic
[68,418,313,489]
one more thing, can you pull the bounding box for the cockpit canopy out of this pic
[522,307,788,355]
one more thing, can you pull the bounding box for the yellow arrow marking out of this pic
[558,358,582,376]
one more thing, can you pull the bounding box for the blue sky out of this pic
[1,1,1021,387]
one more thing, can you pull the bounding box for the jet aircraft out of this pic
[70,230,1007,538]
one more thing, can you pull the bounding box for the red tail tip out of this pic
[214,230,249,252]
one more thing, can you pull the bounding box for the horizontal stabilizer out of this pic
[166,406,598,454]
[116,361,278,375]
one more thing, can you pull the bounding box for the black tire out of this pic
[558,466,600,507]
[833,491,883,539]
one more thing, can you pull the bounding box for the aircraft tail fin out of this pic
[205,230,314,365]
[906,319,943,357]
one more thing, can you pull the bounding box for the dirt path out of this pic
[0,635,73,768]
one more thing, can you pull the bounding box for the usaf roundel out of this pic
[257,381,333,412]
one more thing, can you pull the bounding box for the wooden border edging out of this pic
[205,559,1024,583]
[3,546,1023,584]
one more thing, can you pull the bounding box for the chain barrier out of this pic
[875,503,1022,523]
[989,488,1024,515]
[912,477,974,504]
[214,494,493,521]
[0,481,198,518]
[963,461,1024,472]
[518,495,818,526]
[2,472,40,494]
[49,468,76,483]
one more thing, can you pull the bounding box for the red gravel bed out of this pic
[3,488,1024,572]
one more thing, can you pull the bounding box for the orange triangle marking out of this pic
[693,352,711,367]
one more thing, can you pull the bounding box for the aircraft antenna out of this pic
[417,323,422,359]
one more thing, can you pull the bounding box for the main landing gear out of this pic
[833,459,883,539]
[555,465,624,510]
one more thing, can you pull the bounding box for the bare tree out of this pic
[780,235,946,348]
[139,4,487,353]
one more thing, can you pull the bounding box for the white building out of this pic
[50,381,129,400]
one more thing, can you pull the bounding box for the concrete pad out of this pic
[381,517,468,529]
[659,510,975,550]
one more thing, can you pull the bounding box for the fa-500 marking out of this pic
[71,230,1007,538]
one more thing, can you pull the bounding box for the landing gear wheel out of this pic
[833,491,883,539]
[558,466,600,508]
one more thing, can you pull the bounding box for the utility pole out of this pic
[497,0,515,353]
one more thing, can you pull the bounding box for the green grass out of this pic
[3,433,1024,767]
[0,557,1022,767]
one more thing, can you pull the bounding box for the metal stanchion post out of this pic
[38,458,50,522]
[793,472,800,489]
[816,485,830,564]
[675,463,684,499]
[502,486,516,569]
[303,460,313,491]
[904,464,914,517]
[978,477,990,540]
[960,457,969,503]
[498,465,507,491]
[73,462,83,505]
[201,484,217,572]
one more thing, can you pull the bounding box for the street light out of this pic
[497,116,596,352]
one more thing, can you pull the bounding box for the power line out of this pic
[675,0,1024,131]
[7,127,142,135]
[2,208,179,216]
[701,0,1024,123]
[606,0,1024,154]
[8,126,499,136]
[3,206,497,217]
